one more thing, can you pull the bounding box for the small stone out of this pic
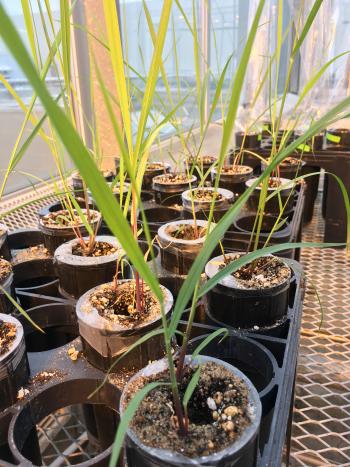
[17,387,29,400]
[214,391,223,405]
[68,346,79,361]
[207,397,217,411]
[224,406,239,417]
[223,421,234,432]
[67,347,76,355]
[221,414,227,421]
[212,411,219,420]
[253,325,259,330]
[208,440,214,449]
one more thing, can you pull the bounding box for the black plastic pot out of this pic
[153,174,197,207]
[182,187,234,221]
[54,235,130,300]
[325,128,350,148]
[138,205,183,239]
[38,209,101,255]
[8,228,44,251]
[142,162,171,190]
[76,280,173,371]
[0,314,29,411]
[72,170,115,198]
[235,132,261,149]
[184,156,218,178]
[246,177,295,215]
[0,224,11,261]
[188,334,278,415]
[121,355,261,467]
[205,253,291,330]
[211,166,253,197]
[19,303,78,352]
[12,256,59,310]
[261,158,305,180]
[295,132,324,151]
[8,378,120,466]
[0,262,14,315]
[38,199,97,219]
[158,220,213,275]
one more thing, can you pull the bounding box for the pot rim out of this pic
[54,235,123,266]
[153,173,197,186]
[158,219,214,246]
[182,187,234,205]
[205,252,291,291]
[245,176,294,191]
[146,161,171,171]
[39,209,101,232]
[0,313,24,364]
[120,354,261,465]
[76,279,173,332]
[211,165,253,176]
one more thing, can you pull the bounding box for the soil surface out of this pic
[281,157,300,166]
[11,245,50,264]
[258,177,282,189]
[165,223,207,240]
[192,189,223,202]
[90,281,160,327]
[221,165,251,174]
[189,155,217,165]
[0,258,12,282]
[223,254,291,288]
[0,319,17,356]
[155,173,192,184]
[146,162,166,171]
[125,361,251,458]
[41,210,98,229]
[72,241,118,257]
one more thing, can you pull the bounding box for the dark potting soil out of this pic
[0,319,17,356]
[0,258,12,282]
[125,361,251,458]
[193,189,223,202]
[222,254,291,289]
[41,210,98,229]
[165,223,207,241]
[90,281,160,327]
[156,174,191,184]
[72,241,118,257]
[221,165,251,174]
[11,245,50,264]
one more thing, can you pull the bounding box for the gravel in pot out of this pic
[0,259,14,314]
[141,161,171,190]
[0,314,29,411]
[0,224,11,261]
[38,209,101,255]
[120,355,261,466]
[245,177,295,215]
[158,219,214,275]
[54,235,130,300]
[211,165,253,197]
[184,155,218,178]
[76,279,173,371]
[182,187,234,221]
[205,252,291,329]
[153,173,197,207]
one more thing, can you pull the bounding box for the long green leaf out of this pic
[109,382,166,466]
[0,5,162,302]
